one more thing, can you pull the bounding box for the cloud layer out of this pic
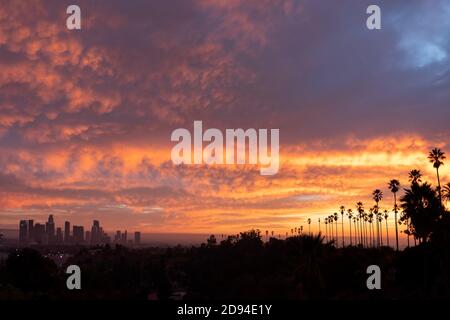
[0,0,449,235]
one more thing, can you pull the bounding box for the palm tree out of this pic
[333,212,339,247]
[442,182,450,207]
[400,211,410,248]
[372,189,383,247]
[324,217,328,242]
[318,218,321,235]
[339,206,345,247]
[307,218,312,235]
[363,213,369,247]
[356,202,364,246]
[346,209,353,246]
[400,182,440,243]
[368,208,374,247]
[352,216,357,245]
[428,148,446,207]
[383,209,389,247]
[388,179,400,251]
[378,211,383,246]
[408,169,423,185]
[265,230,269,241]
[328,215,334,242]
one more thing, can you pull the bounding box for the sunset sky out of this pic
[0,0,449,237]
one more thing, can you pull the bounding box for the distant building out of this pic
[56,227,63,244]
[91,220,100,245]
[114,231,121,243]
[19,220,28,243]
[33,223,46,244]
[64,221,71,243]
[121,230,127,244]
[28,219,34,242]
[73,226,84,244]
[46,215,55,243]
[85,231,91,244]
[134,232,141,245]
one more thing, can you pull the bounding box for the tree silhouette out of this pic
[368,208,374,247]
[346,209,353,246]
[333,212,339,247]
[408,169,422,185]
[383,209,389,247]
[428,148,446,208]
[400,182,440,243]
[339,206,345,247]
[356,202,364,246]
[388,179,401,250]
[372,189,383,247]
[378,210,383,246]
[443,182,450,205]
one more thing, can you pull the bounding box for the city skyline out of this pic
[17,214,141,246]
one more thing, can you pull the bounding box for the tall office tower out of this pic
[64,221,71,243]
[46,214,55,243]
[56,227,63,244]
[115,231,121,243]
[91,220,100,245]
[121,230,127,244]
[28,220,34,242]
[85,231,91,245]
[19,220,28,243]
[134,232,141,245]
[72,226,84,244]
[33,223,46,244]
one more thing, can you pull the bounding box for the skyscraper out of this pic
[72,226,84,244]
[85,231,91,244]
[91,220,100,245]
[56,227,63,244]
[28,219,34,242]
[121,230,127,244]
[46,214,55,243]
[19,220,28,243]
[64,221,70,243]
[33,223,46,244]
[115,230,121,243]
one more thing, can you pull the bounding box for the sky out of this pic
[0,0,449,237]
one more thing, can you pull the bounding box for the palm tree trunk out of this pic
[335,222,338,247]
[364,220,368,248]
[359,216,363,246]
[437,167,443,209]
[385,219,389,247]
[341,214,345,247]
[406,219,410,248]
[394,193,399,251]
[349,218,352,246]
[380,219,383,246]
[371,223,375,247]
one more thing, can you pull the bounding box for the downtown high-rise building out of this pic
[72,225,84,244]
[64,221,71,243]
[46,215,55,243]
[28,219,34,242]
[19,220,28,243]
